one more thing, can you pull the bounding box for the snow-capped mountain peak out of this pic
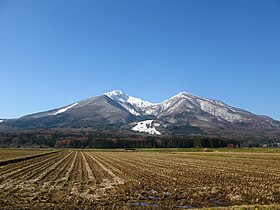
[105,90,129,103]
[156,91,245,122]
[105,90,155,116]
[105,90,153,107]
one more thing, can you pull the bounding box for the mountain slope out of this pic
[152,92,280,135]
[0,95,136,131]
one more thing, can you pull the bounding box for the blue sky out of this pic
[0,0,280,120]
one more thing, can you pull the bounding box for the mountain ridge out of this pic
[0,90,279,139]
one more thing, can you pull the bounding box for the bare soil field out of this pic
[0,149,280,209]
[0,148,57,165]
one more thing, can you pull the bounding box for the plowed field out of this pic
[0,150,280,209]
[0,149,55,163]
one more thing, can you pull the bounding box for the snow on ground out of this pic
[52,103,78,116]
[132,120,161,135]
[0,120,3,123]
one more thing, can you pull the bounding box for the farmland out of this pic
[0,149,280,209]
[0,148,56,165]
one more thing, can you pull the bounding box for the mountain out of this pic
[0,90,280,138]
[151,92,280,135]
[0,95,136,131]
[104,90,280,137]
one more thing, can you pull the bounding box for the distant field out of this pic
[0,149,279,209]
[0,148,56,164]
[89,147,280,153]
[136,147,280,153]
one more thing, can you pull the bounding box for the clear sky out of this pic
[0,0,279,120]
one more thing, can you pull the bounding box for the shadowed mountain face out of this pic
[0,95,136,131]
[0,90,280,138]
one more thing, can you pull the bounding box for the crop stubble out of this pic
[0,150,279,209]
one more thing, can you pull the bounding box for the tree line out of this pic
[0,130,241,148]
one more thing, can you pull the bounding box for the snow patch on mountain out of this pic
[128,96,154,108]
[0,120,3,123]
[105,90,155,115]
[105,90,128,102]
[52,103,78,115]
[198,99,242,122]
[123,106,141,116]
[105,90,154,107]
[132,120,161,135]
